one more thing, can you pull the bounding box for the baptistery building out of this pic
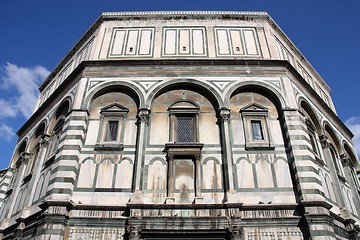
[0,11,359,240]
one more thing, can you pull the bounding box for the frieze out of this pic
[70,209,126,218]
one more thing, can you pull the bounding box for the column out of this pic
[131,108,150,202]
[166,154,175,200]
[341,154,360,215]
[25,135,50,208]
[218,107,235,201]
[319,135,346,207]
[195,154,201,197]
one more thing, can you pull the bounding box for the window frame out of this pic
[240,103,274,150]
[168,100,200,143]
[95,103,129,151]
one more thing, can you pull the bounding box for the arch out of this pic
[203,157,221,165]
[47,97,72,135]
[225,81,286,110]
[236,156,251,164]
[100,157,115,164]
[298,98,322,134]
[84,81,143,109]
[146,79,223,109]
[81,157,96,164]
[169,99,200,109]
[10,139,28,168]
[118,157,134,165]
[343,142,359,168]
[55,97,72,119]
[149,157,166,165]
[323,122,341,153]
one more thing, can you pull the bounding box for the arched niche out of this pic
[88,87,139,147]
[229,89,280,147]
[147,80,222,110]
[10,139,27,168]
[47,98,71,135]
[149,85,220,145]
[324,123,341,154]
[299,99,322,134]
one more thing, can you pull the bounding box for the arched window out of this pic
[168,100,200,143]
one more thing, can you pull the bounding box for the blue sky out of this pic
[0,1,360,169]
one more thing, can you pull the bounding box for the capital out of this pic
[137,108,150,125]
[219,107,231,123]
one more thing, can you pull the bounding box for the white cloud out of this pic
[0,62,49,118]
[0,63,49,142]
[345,116,360,158]
[0,99,17,119]
[0,123,15,142]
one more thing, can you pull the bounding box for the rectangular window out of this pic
[176,116,194,142]
[105,121,119,141]
[251,120,264,140]
[309,134,318,155]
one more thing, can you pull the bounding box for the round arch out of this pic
[323,122,342,153]
[10,139,28,168]
[146,79,223,110]
[47,97,72,134]
[83,81,143,110]
[298,98,322,134]
[225,81,286,110]
[343,142,359,168]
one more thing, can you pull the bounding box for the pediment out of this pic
[240,103,268,113]
[100,103,129,113]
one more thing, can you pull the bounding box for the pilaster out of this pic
[47,109,88,202]
[218,107,236,202]
[131,108,150,203]
[281,109,325,201]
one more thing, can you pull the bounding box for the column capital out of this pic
[219,107,231,123]
[137,108,151,125]
[39,134,51,148]
[319,135,329,149]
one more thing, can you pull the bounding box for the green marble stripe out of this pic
[58,145,82,152]
[46,188,72,195]
[298,177,322,185]
[52,166,77,174]
[309,229,336,237]
[38,229,64,236]
[63,125,87,132]
[48,177,76,186]
[74,188,131,192]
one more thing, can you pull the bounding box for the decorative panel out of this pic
[162,27,207,56]
[108,27,155,57]
[214,27,261,57]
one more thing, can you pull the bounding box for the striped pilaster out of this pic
[0,169,13,208]
[282,109,325,201]
[303,214,337,240]
[47,109,88,202]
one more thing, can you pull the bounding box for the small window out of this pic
[176,116,194,142]
[168,100,200,143]
[251,120,264,141]
[129,47,133,52]
[236,46,240,51]
[105,120,119,141]
[182,46,187,51]
[240,103,274,150]
[306,119,319,155]
[95,103,128,151]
